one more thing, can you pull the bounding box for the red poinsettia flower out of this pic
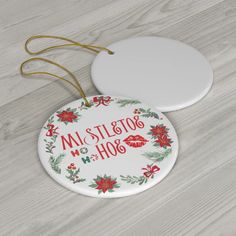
[96,177,117,193]
[150,125,168,137]
[155,135,172,147]
[57,111,77,123]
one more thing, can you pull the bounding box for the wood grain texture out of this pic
[0,0,236,235]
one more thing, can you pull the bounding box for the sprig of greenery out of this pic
[44,138,57,154]
[142,148,172,162]
[120,175,148,185]
[49,154,65,174]
[139,108,159,119]
[117,99,141,107]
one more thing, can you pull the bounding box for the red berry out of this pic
[73,166,76,170]
[68,166,71,169]
[71,163,75,166]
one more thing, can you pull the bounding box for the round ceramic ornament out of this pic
[38,95,178,198]
[91,37,213,112]
[21,36,179,198]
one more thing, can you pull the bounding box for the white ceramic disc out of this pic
[91,37,213,112]
[38,96,178,198]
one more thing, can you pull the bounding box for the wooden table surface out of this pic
[1,0,236,235]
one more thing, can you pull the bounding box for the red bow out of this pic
[142,165,160,178]
[46,124,59,137]
[93,96,111,107]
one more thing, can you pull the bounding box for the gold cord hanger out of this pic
[20,57,90,107]
[20,35,114,107]
[25,35,114,55]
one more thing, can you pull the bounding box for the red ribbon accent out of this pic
[142,165,160,178]
[46,124,59,137]
[93,96,111,107]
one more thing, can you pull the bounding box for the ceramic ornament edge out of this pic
[91,36,213,112]
[38,95,179,198]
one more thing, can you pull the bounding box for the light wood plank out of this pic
[0,0,236,235]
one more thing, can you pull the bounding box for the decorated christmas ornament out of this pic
[91,37,213,112]
[37,95,178,198]
[20,35,179,198]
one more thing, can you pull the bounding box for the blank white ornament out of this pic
[91,37,213,112]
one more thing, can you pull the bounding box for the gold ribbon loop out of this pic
[20,57,90,107]
[25,35,114,55]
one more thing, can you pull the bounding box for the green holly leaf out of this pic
[89,183,98,188]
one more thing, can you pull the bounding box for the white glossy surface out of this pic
[91,37,213,112]
[38,96,178,198]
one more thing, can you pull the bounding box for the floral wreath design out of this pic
[43,96,174,194]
